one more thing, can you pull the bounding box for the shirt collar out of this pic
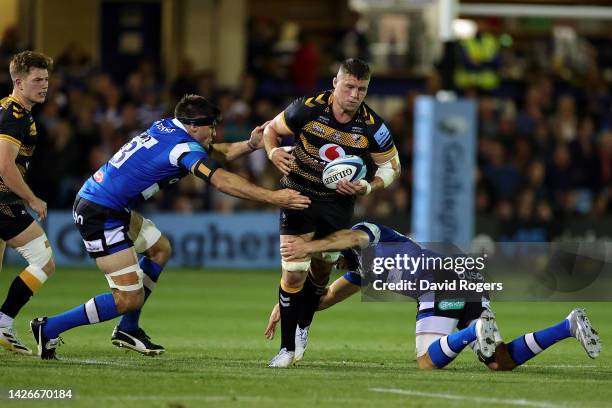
[172,117,188,133]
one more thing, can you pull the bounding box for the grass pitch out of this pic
[1,266,611,407]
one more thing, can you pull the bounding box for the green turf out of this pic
[1,267,610,408]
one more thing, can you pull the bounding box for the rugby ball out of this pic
[322,155,366,189]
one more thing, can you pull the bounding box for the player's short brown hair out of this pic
[174,94,221,126]
[340,58,370,80]
[9,51,53,81]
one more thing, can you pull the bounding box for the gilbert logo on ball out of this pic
[319,143,346,162]
[322,155,366,189]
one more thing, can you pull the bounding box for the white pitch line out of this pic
[62,358,134,367]
[370,388,566,408]
[526,364,596,369]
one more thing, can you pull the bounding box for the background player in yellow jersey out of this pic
[263,58,402,367]
[0,51,55,355]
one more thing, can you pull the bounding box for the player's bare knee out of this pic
[113,289,144,313]
[146,235,172,266]
[281,258,310,288]
[281,270,307,288]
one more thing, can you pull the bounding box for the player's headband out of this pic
[177,116,221,127]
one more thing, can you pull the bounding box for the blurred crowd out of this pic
[0,21,610,224]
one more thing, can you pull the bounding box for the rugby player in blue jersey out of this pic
[265,222,601,369]
[30,94,310,359]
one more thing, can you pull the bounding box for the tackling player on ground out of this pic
[265,222,602,370]
[30,94,310,359]
[0,51,55,356]
[264,58,401,367]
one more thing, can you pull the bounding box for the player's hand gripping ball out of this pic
[322,155,366,189]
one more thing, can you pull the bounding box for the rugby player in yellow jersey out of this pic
[263,59,401,367]
[0,51,55,355]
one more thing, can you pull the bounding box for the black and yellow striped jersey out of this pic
[279,90,397,200]
[0,96,38,204]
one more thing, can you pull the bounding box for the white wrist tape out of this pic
[268,146,294,160]
[375,153,400,188]
[358,179,372,195]
[268,147,281,161]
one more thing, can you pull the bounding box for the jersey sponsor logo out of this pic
[438,300,466,310]
[317,116,330,124]
[319,143,346,162]
[83,239,103,252]
[73,211,83,225]
[93,171,104,183]
[154,121,176,133]
[311,123,325,136]
[351,126,363,133]
[373,123,392,148]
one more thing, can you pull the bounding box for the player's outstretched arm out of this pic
[263,113,294,175]
[317,276,360,311]
[195,165,310,209]
[208,121,269,162]
[280,230,370,261]
[0,140,47,220]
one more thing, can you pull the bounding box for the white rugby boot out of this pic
[268,348,295,368]
[566,308,601,358]
[475,309,497,359]
[0,325,32,355]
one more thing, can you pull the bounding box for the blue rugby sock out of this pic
[118,257,163,332]
[43,293,119,339]
[427,324,477,368]
[507,320,572,365]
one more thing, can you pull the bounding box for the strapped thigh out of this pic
[105,264,143,292]
[132,216,162,254]
[15,233,53,267]
[281,258,311,272]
